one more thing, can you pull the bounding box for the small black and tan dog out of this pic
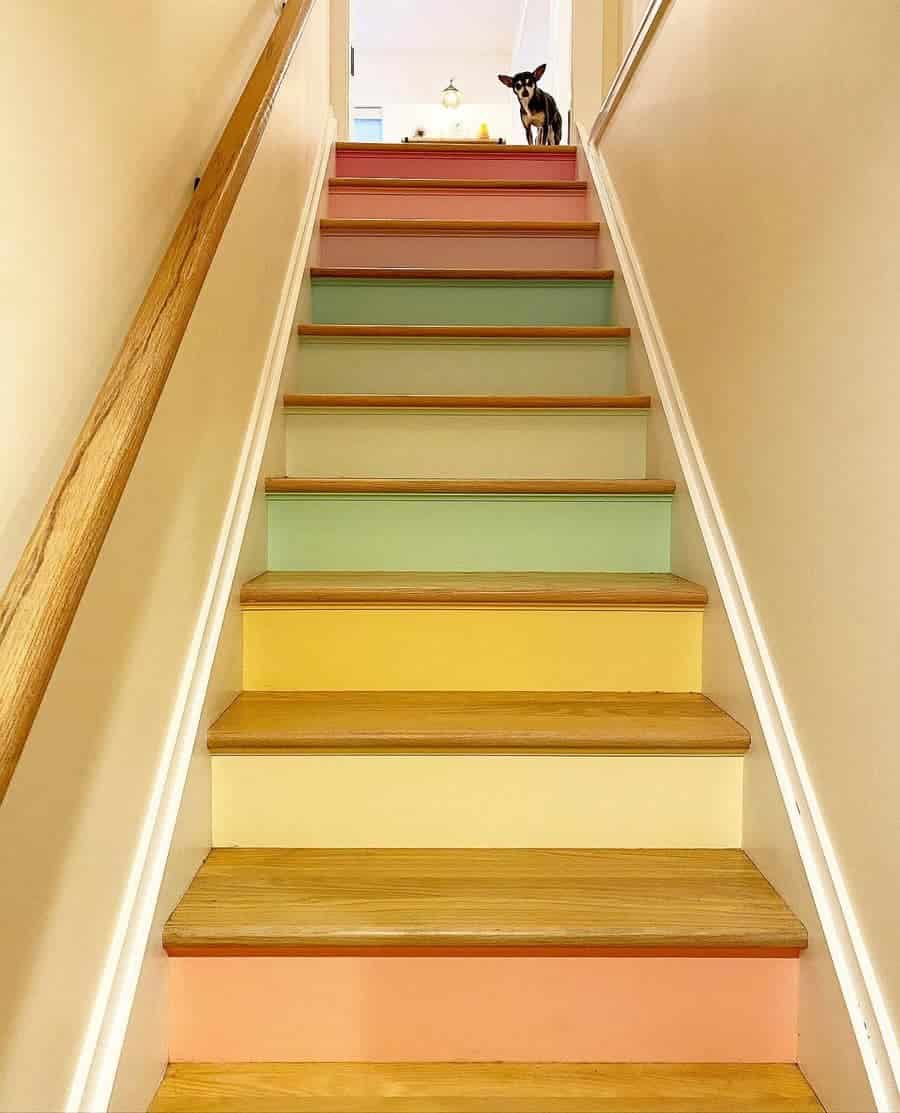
[498,64,563,146]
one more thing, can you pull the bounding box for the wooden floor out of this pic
[162,848,807,956]
[149,1062,823,1112]
[207,691,749,755]
[240,571,707,607]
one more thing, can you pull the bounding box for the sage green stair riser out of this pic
[294,337,628,396]
[311,278,614,326]
[284,409,648,480]
[267,494,672,572]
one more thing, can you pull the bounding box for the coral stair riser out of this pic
[334,143,578,181]
[327,180,590,221]
[319,221,600,269]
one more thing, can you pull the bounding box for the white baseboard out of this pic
[66,113,336,1113]
[577,123,900,1113]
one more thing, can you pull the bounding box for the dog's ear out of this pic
[498,74,514,87]
[533,63,547,81]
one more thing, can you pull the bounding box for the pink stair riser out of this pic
[327,187,588,222]
[169,955,798,1063]
[335,148,577,181]
[319,230,599,269]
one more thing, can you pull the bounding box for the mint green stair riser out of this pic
[267,494,672,572]
[311,278,613,327]
[294,337,628,396]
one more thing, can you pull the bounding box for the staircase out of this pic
[150,142,822,1112]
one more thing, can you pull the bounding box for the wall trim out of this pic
[66,113,336,1113]
[578,125,900,1113]
[588,0,672,144]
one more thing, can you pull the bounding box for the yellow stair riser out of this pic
[242,606,703,691]
[211,754,742,848]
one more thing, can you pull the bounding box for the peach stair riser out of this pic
[319,221,602,269]
[168,955,798,1063]
[334,143,579,181]
[327,180,590,221]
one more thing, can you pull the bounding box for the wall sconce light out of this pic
[441,79,462,109]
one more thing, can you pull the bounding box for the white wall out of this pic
[351,46,519,142]
[580,0,900,1107]
[0,2,333,1109]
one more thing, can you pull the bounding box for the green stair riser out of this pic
[267,494,672,572]
[311,278,614,326]
[294,337,628,396]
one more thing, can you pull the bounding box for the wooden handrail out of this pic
[0,0,316,807]
[588,0,673,144]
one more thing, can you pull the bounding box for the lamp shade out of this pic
[441,79,461,109]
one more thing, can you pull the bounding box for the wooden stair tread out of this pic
[319,219,601,233]
[336,141,578,154]
[162,848,808,955]
[240,571,706,606]
[208,692,748,755]
[330,176,589,191]
[310,267,614,280]
[298,324,629,338]
[265,478,671,494]
[283,393,650,409]
[150,1062,823,1112]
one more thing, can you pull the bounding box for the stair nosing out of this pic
[283,393,649,410]
[264,477,672,495]
[297,324,629,339]
[239,572,705,607]
[329,176,590,191]
[336,141,577,154]
[310,267,614,280]
[162,848,809,957]
[208,692,749,756]
[319,218,601,235]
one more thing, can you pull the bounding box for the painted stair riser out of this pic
[242,607,703,691]
[294,337,627,396]
[328,187,588,221]
[267,494,671,573]
[320,231,598,269]
[334,150,577,181]
[311,278,613,326]
[211,755,742,849]
[169,956,797,1062]
[284,410,647,481]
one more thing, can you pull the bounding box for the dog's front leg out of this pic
[523,120,533,145]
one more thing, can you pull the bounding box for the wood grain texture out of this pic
[310,267,615,280]
[150,1062,823,1112]
[298,324,630,338]
[162,848,808,955]
[240,571,705,606]
[336,142,578,154]
[265,477,673,494]
[0,0,316,807]
[207,691,748,755]
[283,394,649,409]
[329,177,589,191]
[319,219,601,236]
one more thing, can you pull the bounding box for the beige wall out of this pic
[592,0,900,1107]
[0,2,332,1109]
